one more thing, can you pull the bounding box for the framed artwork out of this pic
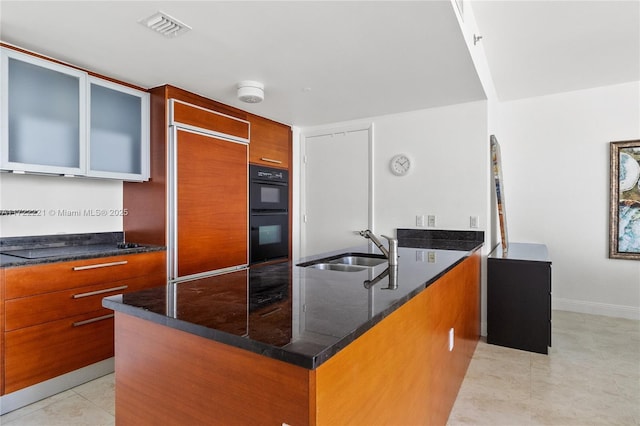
[490,135,509,253]
[610,140,640,259]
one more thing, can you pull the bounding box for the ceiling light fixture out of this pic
[140,11,191,38]
[237,81,264,103]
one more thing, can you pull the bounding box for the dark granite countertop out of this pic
[104,230,483,370]
[0,232,165,268]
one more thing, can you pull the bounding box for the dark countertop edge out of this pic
[0,245,166,268]
[103,295,314,368]
[103,246,481,370]
[0,231,125,250]
[488,242,551,263]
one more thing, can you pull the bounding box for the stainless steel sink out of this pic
[329,255,387,267]
[298,253,388,272]
[308,263,368,272]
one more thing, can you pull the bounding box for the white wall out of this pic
[0,173,123,237]
[497,81,640,319]
[300,100,488,237]
[372,101,488,236]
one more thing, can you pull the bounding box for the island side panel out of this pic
[113,313,311,425]
[424,251,481,425]
[313,281,432,425]
[457,251,481,380]
[312,253,481,426]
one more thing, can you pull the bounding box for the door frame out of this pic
[299,123,374,258]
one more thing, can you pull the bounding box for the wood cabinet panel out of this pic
[172,100,249,140]
[122,86,169,246]
[1,251,165,395]
[4,310,115,393]
[4,251,165,299]
[124,85,292,268]
[176,129,248,276]
[5,271,164,331]
[165,85,247,121]
[314,285,431,425]
[248,113,291,169]
[114,313,310,425]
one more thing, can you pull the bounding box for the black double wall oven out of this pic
[249,165,289,264]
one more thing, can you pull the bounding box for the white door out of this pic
[302,127,371,257]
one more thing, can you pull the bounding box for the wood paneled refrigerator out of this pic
[168,100,249,281]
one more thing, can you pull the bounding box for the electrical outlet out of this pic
[470,216,479,229]
[416,215,425,227]
[416,250,426,262]
[449,328,454,351]
[427,215,436,227]
[427,251,436,263]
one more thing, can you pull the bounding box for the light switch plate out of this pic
[470,216,479,229]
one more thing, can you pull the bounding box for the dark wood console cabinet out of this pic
[487,242,552,354]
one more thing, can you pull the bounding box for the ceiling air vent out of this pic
[140,11,191,38]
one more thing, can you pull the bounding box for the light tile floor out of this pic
[1,374,115,425]
[448,311,640,425]
[2,311,639,425]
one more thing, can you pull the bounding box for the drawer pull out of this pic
[72,285,129,299]
[73,260,128,271]
[72,314,114,327]
[259,307,282,318]
[260,157,283,164]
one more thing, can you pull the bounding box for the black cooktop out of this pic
[1,243,139,259]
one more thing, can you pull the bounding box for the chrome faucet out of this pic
[363,265,399,290]
[358,229,398,266]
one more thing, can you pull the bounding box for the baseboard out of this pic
[553,297,640,321]
[0,358,114,415]
[480,320,487,337]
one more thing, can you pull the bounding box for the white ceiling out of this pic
[470,0,640,101]
[0,0,486,127]
[0,1,638,127]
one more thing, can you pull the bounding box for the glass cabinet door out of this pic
[1,49,86,175]
[88,77,149,181]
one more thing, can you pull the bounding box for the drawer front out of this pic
[4,310,115,394]
[5,271,165,331]
[5,251,165,299]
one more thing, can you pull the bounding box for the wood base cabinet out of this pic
[487,243,552,354]
[0,251,165,395]
[112,252,481,425]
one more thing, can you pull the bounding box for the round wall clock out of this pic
[390,154,411,176]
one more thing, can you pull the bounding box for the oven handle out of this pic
[250,180,288,187]
[250,210,288,215]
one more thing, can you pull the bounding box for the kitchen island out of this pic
[104,235,482,425]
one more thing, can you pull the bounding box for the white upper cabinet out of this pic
[1,49,86,175]
[1,47,149,181]
[88,77,149,180]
